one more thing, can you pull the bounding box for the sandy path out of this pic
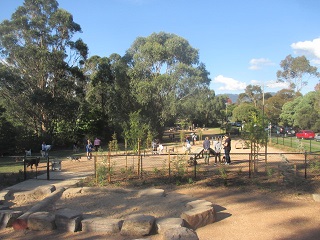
[1,140,319,240]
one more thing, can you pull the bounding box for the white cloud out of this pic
[291,38,320,64]
[213,75,246,91]
[265,80,289,89]
[249,58,275,70]
[250,79,290,90]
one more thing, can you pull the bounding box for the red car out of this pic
[295,130,315,139]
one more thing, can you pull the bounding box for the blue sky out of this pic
[1,0,320,95]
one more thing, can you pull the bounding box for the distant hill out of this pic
[217,93,238,103]
[217,92,275,104]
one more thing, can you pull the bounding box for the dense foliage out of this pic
[0,0,319,154]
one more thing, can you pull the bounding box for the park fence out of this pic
[90,150,320,186]
[2,150,319,190]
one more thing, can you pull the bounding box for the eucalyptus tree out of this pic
[125,32,211,135]
[277,55,319,93]
[82,54,131,140]
[0,0,88,141]
[293,92,319,131]
[237,85,263,107]
[232,103,260,123]
[280,96,302,127]
[264,89,296,125]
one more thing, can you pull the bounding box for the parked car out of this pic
[295,130,315,139]
[315,133,320,142]
[285,127,296,136]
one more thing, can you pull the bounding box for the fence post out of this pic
[23,155,27,180]
[309,140,311,152]
[108,151,111,183]
[168,152,171,179]
[94,155,97,183]
[248,153,251,178]
[46,156,50,180]
[194,159,197,180]
[125,139,128,170]
[140,155,143,179]
[304,151,307,179]
[137,139,141,177]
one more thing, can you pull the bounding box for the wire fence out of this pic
[90,150,320,185]
[1,150,319,191]
[270,134,320,152]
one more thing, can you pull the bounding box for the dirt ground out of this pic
[1,140,320,240]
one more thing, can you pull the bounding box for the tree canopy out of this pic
[125,32,211,134]
[0,0,88,141]
[277,55,319,93]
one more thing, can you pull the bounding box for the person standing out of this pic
[86,139,93,160]
[223,134,231,165]
[203,137,210,165]
[214,138,222,165]
[94,137,101,151]
[41,142,47,157]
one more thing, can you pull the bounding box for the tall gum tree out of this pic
[276,55,319,93]
[125,32,211,135]
[0,0,88,139]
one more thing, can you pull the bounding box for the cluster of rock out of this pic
[0,186,216,239]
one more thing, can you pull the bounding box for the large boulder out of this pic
[162,227,199,240]
[0,210,23,229]
[181,206,215,230]
[121,214,155,237]
[156,217,184,234]
[81,217,122,233]
[28,211,56,231]
[55,208,82,232]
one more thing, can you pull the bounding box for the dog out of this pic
[25,149,32,156]
[68,156,81,161]
[24,157,40,169]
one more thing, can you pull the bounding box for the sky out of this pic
[1,0,320,96]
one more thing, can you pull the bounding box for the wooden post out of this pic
[304,151,307,179]
[46,156,50,180]
[125,139,128,170]
[137,138,141,177]
[94,155,97,184]
[168,151,171,178]
[108,150,111,183]
[23,155,27,180]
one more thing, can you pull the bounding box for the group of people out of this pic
[185,133,198,145]
[202,134,231,165]
[152,140,164,154]
[86,137,101,159]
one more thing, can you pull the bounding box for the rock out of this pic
[156,217,184,234]
[12,187,65,230]
[28,211,56,231]
[162,227,199,240]
[312,193,320,202]
[34,185,56,195]
[186,200,213,210]
[62,187,82,197]
[81,217,122,233]
[138,188,165,197]
[121,214,155,236]
[181,206,215,230]
[0,210,23,229]
[55,208,82,232]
